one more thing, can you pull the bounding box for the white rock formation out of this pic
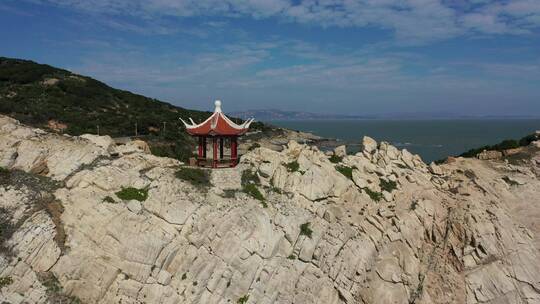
[1,115,540,304]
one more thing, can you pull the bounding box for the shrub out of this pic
[102,196,116,204]
[335,165,355,180]
[363,188,383,202]
[287,254,296,260]
[300,222,313,238]
[243,184,267,207]
[238,295,249,304]
[379,179,397,192]
[0,276,13,288]
[284,160,300,172]
[329,154,343,163]
[248,143,260,151]
[221,189,237,198]
[175,167,211,188]
[241,169,260,185]
[115,187,149,202]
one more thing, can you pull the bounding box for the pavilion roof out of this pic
[180,100,254,136]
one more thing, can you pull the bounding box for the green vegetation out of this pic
[175,167,211,188]
[0,57,269,162]
[248,143,261,151]
[287,254,296,260]
[379,179,397,192]
[102,196,116,204]
[243,184,267,207]
[363,188,383,202]
[115,187,149,202]
[221,189,238,198]
[181,273,187,280]
[0,276,13,288]
[329,154,343,163]
[39,272,81,303]
[241,169,260,185]
[300,222,313,238]
[335,165,356,180]
[284,160,300,172]
[409,201,419,211]
[0,207,14,255]
[459,133,539,158]
[237,295,249,304]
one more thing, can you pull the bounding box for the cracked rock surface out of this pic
[1,115,540,304]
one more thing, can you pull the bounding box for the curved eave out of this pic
[183,112,252,136]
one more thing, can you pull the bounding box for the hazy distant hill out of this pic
[0,57,267,160]
[230,109,372,121]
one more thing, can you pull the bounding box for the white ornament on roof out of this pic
[179,100,255,130]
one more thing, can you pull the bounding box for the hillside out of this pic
[1,115,540,303]
[0,57,268,161]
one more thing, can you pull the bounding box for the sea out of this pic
[269,119,540,163]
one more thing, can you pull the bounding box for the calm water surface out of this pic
[270,119,540,163]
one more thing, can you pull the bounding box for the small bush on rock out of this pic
[241,169,260,185]
[115,187,149,202]
[248,143,260,151]
[102,196,116,204]
[238,295,249,304]
[300,222,313,238]
[329,155,343,163]
[243,184,267,207]
[363,188,383,202]
[175,167,211,188]
[284,160,300,172]
[0,276,13,288]
[335,165,356,180]
[380,179,397,192]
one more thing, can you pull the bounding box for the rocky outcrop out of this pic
[1,115,540,304]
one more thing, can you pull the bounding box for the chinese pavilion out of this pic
[180,100,254,168]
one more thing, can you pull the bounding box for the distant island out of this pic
[231,109,540,121]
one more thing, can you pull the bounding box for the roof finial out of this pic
[214,100,222,113]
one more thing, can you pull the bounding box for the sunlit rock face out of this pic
[1,114,540,304]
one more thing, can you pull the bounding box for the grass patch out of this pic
[379,179,397,192]
[329,154,343,163]
[0,276,13,288]
[300,222,313,238]
[115,186,149,202]
[175,167,211,188]
[284,160,300,172]
[238,295,249,304]
[363,188,383,202]
[38,272,82,303]
[102,196,116,204]
[241,169,260,185]
[221,189,238,198]
[243,184,267,207]
[335,165,356,181]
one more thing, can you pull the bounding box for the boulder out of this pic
[361,136,377,154]
[334,145,347,158]
[127,200,143,214]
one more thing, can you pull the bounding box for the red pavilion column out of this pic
[231,137,237,167]
[198,136,203,160]
[212,137,218,168]
[203,137,207,159]
[219,137,224,159]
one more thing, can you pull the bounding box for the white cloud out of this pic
[26,0,540,43]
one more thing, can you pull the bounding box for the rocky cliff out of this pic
[1,115,540,304]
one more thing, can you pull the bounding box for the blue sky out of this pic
[1,0,540,116]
